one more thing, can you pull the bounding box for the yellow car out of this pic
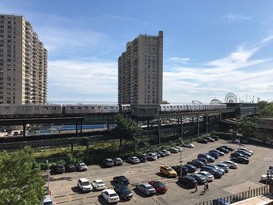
[160,165,177,177]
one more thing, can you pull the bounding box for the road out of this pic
[46,139,273,205]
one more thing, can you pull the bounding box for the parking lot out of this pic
[47,139,273,205]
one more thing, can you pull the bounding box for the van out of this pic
[198,153,215,163]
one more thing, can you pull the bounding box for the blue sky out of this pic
[1,0,273,104]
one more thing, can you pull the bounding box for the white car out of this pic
[75,162,88,171]
[238,147,253,155]
[101,189,120,203]
[41,194,53,205]
[91,179,106,190]
[183,143,195,148]
[219,160,238,169]
[199,171,214,182]
[146,152,158,161]
[77,178,92,192]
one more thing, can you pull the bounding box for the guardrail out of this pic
[195,185,269,205]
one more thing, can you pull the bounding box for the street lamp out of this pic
[46,160,50,194]
[179,150,183,177]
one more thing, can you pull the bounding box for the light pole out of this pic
[46,160,50,194]
[179,150,183,177]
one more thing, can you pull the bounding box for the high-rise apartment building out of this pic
[0,14,47,104]
[118,31,163,105]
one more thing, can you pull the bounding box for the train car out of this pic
[63,104,119,114]
[0,104,62,117]
[119,104,131,113]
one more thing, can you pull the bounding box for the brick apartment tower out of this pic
[118,31,163,105]
[0,14,47,104]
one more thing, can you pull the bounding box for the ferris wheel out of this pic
[225,92,237,103]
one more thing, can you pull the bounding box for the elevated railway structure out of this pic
[0,103,259,150]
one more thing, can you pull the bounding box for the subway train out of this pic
[0,103,227,117]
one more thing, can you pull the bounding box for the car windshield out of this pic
[155,182,165,187]
[97,181,104,185]
[43,202,53,205]
[110,193,118,197]
[82,182,90,186]
[80,163,86,166]
[166,168,173,171]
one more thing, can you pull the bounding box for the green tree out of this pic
[259,103,273,117]
[112,114,141,154]
[238,116,258,137]
[0,147,45,205]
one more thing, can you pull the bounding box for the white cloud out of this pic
[163,37,273,103]
[224,14,251,23]
[168,57,190,64]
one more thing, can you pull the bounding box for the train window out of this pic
[98,106,102,109]
[43,107,48,110]
[91,107,95,109]
[35,107,39,110]
[70,106,74,110]
[84,107,88,110]
[25,107,30,110]
[77,107,82,110]
[104,107,108,109]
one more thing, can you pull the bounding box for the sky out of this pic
[1,0,273,104]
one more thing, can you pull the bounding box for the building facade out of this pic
[118,31,163,105]
[0,14,47,105]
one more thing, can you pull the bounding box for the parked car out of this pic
[197,138,208,144]
[211,135,219,141]
[160,165,177,177]
[175,146,183,152]
[77,178,92,192]
[91,179,106,190]
[148,180,167,194]
[184,164,197,173]
[221,145,234,151]
[136,183,156,196]
[198,153,215,163]
[127,156,140,164]
[75,162,88,171]
[137,155,147,163]
[207,151,219,159]
[199,171,214,182]
[236,150,252,157]
[161,149,171,156]
[65,164,76,172]
[231,156,249,164]
[191,173,207,185]
[168,147,179,153]
[113,157,123,166]
[216,147,229,154]
[41,194,54,205]
[201,166,223,179]
[219,161,238,169]
[188,159,205,168]
[210,149,224,156]
[198,158,208,165]
[231,152,248,158]
[114,183,133,201]
[206,164,225,175]
[157,151,166,157]
[54,164,65,174]
[113,175,129,185]
[101,189,120,203]
[215,163,229,173]
[146,152,158,161]
[101,158,114,168]
[204,137,215,142]
[238,147,253,155]
[178,175,197,188]
[171,165,188,176]
[183,142,195,148]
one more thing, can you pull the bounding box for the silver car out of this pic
[136,183,156,196]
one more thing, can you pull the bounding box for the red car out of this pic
[148,180,167,194]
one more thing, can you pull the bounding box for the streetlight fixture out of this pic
[46,160,50,194]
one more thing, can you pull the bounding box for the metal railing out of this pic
[195,185,269,205]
